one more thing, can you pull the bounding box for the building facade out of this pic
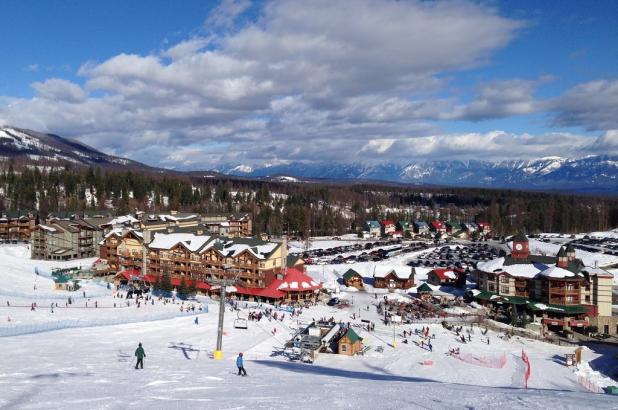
[0,213,37,242]
[31,219,104,260]
[475,237,616,335]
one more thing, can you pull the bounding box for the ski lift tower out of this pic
[208,264,239,360]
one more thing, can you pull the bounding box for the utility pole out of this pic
[207,265,238,360]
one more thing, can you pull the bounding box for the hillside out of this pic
[0,126,155,171]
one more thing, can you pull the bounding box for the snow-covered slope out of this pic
[0,244,617,409]
[225,156,618,193]
[0,126,153,171]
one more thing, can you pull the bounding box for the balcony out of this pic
[548,297,579,305]
[549,287,579,294]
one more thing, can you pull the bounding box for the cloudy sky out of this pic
[0,0,617,170]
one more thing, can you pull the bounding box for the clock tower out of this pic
[511,233,529,259]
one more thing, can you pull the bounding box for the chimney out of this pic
[282,235,288,274]
[142,229,151,244]
[556,246,568,268]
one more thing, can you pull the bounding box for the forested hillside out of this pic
[1,163,617,236]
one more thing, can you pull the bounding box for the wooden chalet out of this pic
[342,268,364,289]
[337,327,363,356]
[373,267,414,289]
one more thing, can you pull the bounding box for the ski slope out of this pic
[0,244,617,409]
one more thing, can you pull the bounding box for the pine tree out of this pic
[178,275,189,299]
[161,271,173,292]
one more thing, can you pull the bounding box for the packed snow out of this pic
[0,244,617,409]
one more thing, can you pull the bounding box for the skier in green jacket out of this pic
[135,342,146,369]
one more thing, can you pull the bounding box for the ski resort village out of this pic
[1,211,618,409]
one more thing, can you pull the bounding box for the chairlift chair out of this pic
[234,312,248,329]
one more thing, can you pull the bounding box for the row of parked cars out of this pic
[298,240,431,265]
[408,244,500,269]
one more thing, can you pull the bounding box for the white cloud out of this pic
[32,78,87,103]
[2,0,609,169]
[550,79,618,131]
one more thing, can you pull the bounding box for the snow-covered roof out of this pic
[39,224,57,232]
[538,265,576,278]
[476,257,547,279]
[219,242,279,260]
[107,215,138,226]
[373,266,411,279]
[149,233,212,252]
[276,268,321,291]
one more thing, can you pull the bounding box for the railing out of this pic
[549,287,579,294]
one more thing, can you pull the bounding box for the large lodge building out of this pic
[101,228,320,303]
[474,234,616,336]
[102,229,285,289]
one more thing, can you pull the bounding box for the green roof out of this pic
[499,295,529,305]
[343,269,362,281]
[474,291,497,300]
[528,302,588,314]
[53,274,73,284]
[416,283,433,293]
[342,327,363,344]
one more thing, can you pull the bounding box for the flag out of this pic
[522,350,531,388]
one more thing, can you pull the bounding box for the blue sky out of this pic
[0,0,617,169]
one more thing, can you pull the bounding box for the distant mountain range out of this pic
[222,157,618,193]
[1,126,617,193]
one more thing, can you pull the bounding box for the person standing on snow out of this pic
[236,352,247,376]
[135,343,146,369]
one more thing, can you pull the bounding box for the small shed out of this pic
[416,282,433,301]
[343,269,364,289]
[338,328,363,356]
[53,274,73,291]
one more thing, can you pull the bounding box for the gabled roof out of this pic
[373,267,411,280]
[341,327,363,344]
[413,221,428,228]
[511,233,528,242]
[431,268,463,281]
[430,220,444,229]
[365,220,381,228]
[343,268,362,281]
[277,268,322,291]
[380,220,395,226]
[416,283,433,293]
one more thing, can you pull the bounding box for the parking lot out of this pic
[566,237,618,256]
[294,240,432,265]
[407,243,501,270]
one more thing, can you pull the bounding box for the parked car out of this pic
[327,297,340,306]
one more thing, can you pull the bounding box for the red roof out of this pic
[143,274,157,283]
[380,220,395,227]
[431,220,444,230]
[118,269,141,281]
[431,268,464,281]
[276,268,322,292]
[233,268,321,300]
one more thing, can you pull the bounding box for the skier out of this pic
[194,316,199,325]
[428,341,433,352]
[135,342,146,369]
[236,352,247,376]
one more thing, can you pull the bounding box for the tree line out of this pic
[1,164,617,236]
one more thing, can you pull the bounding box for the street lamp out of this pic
[207,264,238,360]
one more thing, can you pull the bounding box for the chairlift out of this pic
[234,312,248,329]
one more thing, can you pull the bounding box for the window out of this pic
[341,344,347,352]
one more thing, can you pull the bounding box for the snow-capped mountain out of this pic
[0,126,153,171]
[224,157,618,193]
